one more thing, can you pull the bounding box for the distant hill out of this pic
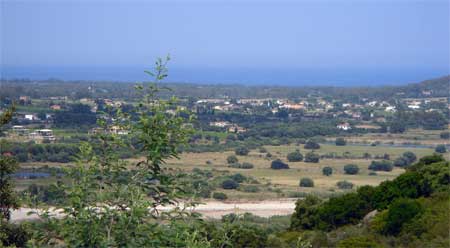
[1,75,449,101]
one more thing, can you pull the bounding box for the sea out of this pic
[1,66,448,87]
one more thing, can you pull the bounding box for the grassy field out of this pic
[163,143,438,199]
[15,141,443,201]
[331,129,449,146]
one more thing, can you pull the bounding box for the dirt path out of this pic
[11,199,297,222]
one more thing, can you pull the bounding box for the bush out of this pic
[381,198,423,235]
[212,192,228,200]
[242,162,254,169]
[304,152,320,163]
[299,178,314,187]
[304,140,320,149]
[222,179,239,189]
[287,151,303,162]
[439,132,450,139]
[393,157,409,167]
[402,151,417,164]
[235,147,250,156]
[337,236,382,248]
[230,162,254,169]
[322,166,333,176]
[0,222,30,247]
[344,164,359,175]
[435,144,447,153]
[231,173,246,183]
[335,137,347,146]
[259,147,267,153]
[227,155,238,164]
[368,160,393,171]
[241,185,260,193]
[271,159,289,169]
[336,180,354,189]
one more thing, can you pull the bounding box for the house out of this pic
[228,125,246,133]
[337,122,352,131]
[50,104,62,110]
[24,114,38,121]
[209,121,232,128]
[280,103,305,110]
[11,125,29,136]
[108,126,129,135]
[19,96,30,101]
[385,106,396,112]
[408,104,420,110]
[29,129,56,143]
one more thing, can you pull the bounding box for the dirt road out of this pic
[11,199,297,222]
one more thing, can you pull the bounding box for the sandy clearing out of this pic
[10,199,297,222]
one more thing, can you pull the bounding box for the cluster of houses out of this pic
[209,121,247,133]
[9,126,56,143]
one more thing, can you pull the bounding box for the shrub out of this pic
[304,140,320,149]
[402,151,417,164]
[439,132,450,139]
[344,164,359,175]
[231,173,246,183]
[381,198,423,235]
[287,151,303,162]
[369,160,393,171]
[241,162,254,169]
[227,155,238,164]
[235,147,250,156]
[271,159,289,169]
[322,166,333,176]
[337,236,382,248]
[241,185,260,193]
[393,157,409,167]
[336,180,354,189]
[304,152,320,163]
[259,147,267,153]
[230,162,254,169]
[265,152,273,158]
[335,137,347,146]
[212,192,228,200]
[0,222,30,247]
[290,195,323,230]
[222,179,239,189]
[299,178,314,187]
[435,144,447,153]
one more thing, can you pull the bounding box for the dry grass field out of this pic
[15,141,445,201]
[163,143,439,200]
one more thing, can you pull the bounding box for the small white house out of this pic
[24,114,37,121]
[337,122,352,131]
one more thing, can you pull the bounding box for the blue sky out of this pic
[1,0,449,85]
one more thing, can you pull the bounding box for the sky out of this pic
[1,0,449,85]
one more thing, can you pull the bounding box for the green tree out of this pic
[304,140,320,149]
[31,57,210,247]
[381,198,423,235]
[287,151,303,162]
[343,164,359,175]
[435,144,447,153]
[322,166,333,176]
[227,155,239,164]
[304,152,320,163]
[335,137,347,146]
[235,147,249,156]
[299,178,314,187]
[271,159,289,169]
[0,106,19,221]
